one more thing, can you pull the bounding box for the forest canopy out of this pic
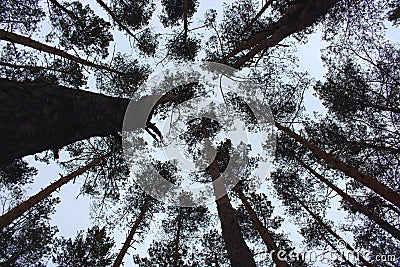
[0,0,399,266]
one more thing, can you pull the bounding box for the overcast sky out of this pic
[20,1,400,266]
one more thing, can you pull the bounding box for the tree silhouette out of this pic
[1,0,399,266]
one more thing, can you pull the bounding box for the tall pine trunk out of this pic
[235,186,289,267]
[112,195,151,267]
[208,159,256,267]
[321,234,357,267]
[0,151,112,229]
[283,185,373,267]
[293,154,400,241]
[172,209,183,267]
[275,122,400,208]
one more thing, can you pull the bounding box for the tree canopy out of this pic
[0,0,399,266]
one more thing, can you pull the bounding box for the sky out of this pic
[14,0,400,266]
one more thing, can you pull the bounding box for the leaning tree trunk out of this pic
[275,122,400,208]
[235,186,289,267]
[112,195,151,267]
[0,29,124,75]
[293,154,400,241]
[226,0,339,67]
[321,233,357,267]
[0,151,112,229]
[283,185,373,267]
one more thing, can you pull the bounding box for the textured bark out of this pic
[0,29,124,75]
[0,151,112,229]
[294,154,400,241]
[275,122,400,208]
[0,79,129,164]
[112,196,150,267]
[208,160,256,267]
[235,186,289,267]
[285,187,373,267]
[225,0,339,68]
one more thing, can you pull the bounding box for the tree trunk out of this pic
[284,186,373,267]
[275,122,400,208]
[0,29,124,75]
[345,140,400,154]
[248,0,274,26]
[0,79,129,164]
[320,234,357,267]
[48,0,78,21]
[112,195,151,267]
[235,186,289,267]
[225,0,339,67]
[293,154,400,241]
[182,0,188,41]
[173,209,183,267]
[208,159,256,267]
[0,151,112,229]
[95,0,140,43]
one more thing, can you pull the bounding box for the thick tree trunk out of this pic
[208,159,256,267]
[112,195,150,267]
[235,186,289,267]
[0,79,129,164]
[285,187,373,267]
[225,0,339,67]
[0,151,112,229]
[0,29,124,75]
[293,154,400,241]
[275,122,400,208]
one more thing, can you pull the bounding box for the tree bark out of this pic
[284,186,373,267]
[0,79,130,164]
[293,154,400,241]
[208,159,256,267]
[235,186,289,267]
[0,151,112,229]
[225,0,339,68]
[112,195,150,267]
[275,122,400,208]
[0,29,125,75]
